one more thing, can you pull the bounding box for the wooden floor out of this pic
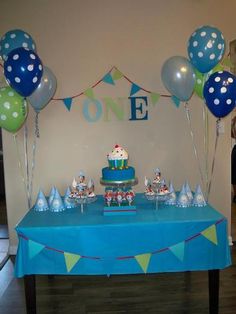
[0,246,235,314]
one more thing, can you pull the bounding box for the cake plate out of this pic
[144,192,170,210]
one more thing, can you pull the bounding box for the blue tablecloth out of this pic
[15,194,231,278]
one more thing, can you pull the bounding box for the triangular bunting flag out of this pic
[150,92,160,106]
[169,241,185,261]
[171,95,181,107]
[64,252,81,272]
[135,253,151,273]
[63,98,73,111]
[112,69,123,80]
[201,225,218,245]
[102,73,115,85]
[130,83,142,96]
[28,239,45,259]
[84,88,95,99]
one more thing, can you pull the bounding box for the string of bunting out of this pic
[51,65,181,111]
[18,217,224,273]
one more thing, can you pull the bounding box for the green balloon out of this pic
[194,68,206,99]
[194,63,224,99]
[0,86,28,133]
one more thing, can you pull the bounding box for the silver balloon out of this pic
[161,56,195,101]
[27,66,57,112]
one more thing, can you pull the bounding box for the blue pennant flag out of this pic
[28,240,45,259]
[171,95,181,107]
[63,98,73,111]
[130,83,141,96]
[102,73,115,85]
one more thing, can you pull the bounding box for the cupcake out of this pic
[107,144,128,169]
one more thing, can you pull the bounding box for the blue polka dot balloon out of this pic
[4,47,43,97]
[188,25,225,73]
[0,29,36,61]
[203,71,236,118]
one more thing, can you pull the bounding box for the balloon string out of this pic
[13,134,29,208]
[35,112,40,138]
[207,119,220,201]
[203,105,209,196]
[184,102,205,190]
[24,124,30,208]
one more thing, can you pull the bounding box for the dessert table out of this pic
[14,194,231,314]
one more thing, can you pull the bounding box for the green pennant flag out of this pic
[64,252,81,272]
[201,225,218,245]
[112,69,123,80]
[84,88,95,99]
[28,240,45,259]
[169,241,185,261]
[150,92,160,106]
[135,253,151,273]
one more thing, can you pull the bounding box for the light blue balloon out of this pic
[188,25,225,73]
[0,29,36,61]
[27,66,57,112]
[161,56,195,101]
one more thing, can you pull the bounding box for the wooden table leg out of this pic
[208,269,219,314]
[24,275,36,314]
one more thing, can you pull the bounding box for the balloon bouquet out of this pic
[161,25,236,199]
[0,29,57,207]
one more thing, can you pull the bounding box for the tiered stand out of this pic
[100,178,138,216]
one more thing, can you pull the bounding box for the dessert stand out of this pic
[100,178,138,215]
[145,181,170,210]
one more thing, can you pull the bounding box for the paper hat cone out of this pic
[193,184,207,207]
[176,184,191,207]
[50,188,65,212]
[185,181,193,202]
[48,186,56,206]
[34,190,49,211]
[165,182,176,205]
[64,186,76,209]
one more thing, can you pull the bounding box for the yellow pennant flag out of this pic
[112,69,123,80]
[201,224,218,245]
[135,253,151,273]
[64,252,81,272]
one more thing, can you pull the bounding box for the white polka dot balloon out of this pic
[3,47,43,97]
[188,25,225,73]
[0,29,36,61]
[203,71,236,118]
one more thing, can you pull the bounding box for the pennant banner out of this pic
[201,224,218,245]
[102,73,115,85]
[130,83,141,96]
[63,97,73,111]
[135,253,151,273]
[28,239,45,259]
[169,241,185,261]
[64,252,81,272]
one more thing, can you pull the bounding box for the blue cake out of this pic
[101,145,135,183]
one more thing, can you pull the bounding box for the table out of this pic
[15,194,231,314]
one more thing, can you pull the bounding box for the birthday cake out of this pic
[101,144,135,183]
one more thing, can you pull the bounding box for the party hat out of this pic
[176,184,191,207]
[50,188,65,212]
[165,182,176,205]
[64,186,76,209]
[33,190,49,211]
[185,181,193,202]
[192,184,206,207]
[48,186,56,206]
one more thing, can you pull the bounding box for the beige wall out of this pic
[0,0,234,250]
